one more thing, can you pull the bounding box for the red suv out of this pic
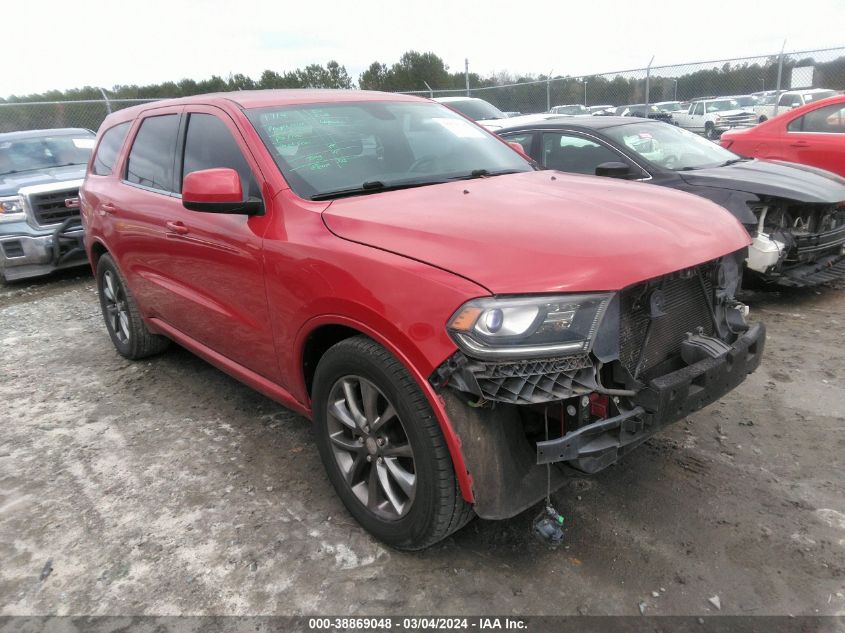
[80,90,765,549]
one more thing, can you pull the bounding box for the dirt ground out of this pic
[1,267,843,617]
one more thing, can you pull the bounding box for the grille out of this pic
[619,266,714,381]
[719,113,756,128]
[28,188,80,226]
[466,354,595,404]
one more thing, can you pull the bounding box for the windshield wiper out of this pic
[449,168,525,181]
[719,158,747,167]
[311,179,446,201]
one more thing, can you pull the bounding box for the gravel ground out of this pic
[0,268,844,617]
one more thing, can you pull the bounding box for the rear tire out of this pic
[312,336,474,550]
[96,253,170,360]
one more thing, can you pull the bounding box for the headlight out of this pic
[0,196,24,222]
[447,293,612,359]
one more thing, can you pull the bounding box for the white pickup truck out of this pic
[753,88,838,122]
[672,98,757,139]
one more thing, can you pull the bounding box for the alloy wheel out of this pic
[102,270,130,344]
[326,376,417,519]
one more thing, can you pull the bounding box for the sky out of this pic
[5,0,845,97]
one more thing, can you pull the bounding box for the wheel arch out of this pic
[88,238,110,271]
[296,315,474,504]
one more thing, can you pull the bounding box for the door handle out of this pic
[790,141,810,148]
[101,203,119,214]
[165,220,189,235]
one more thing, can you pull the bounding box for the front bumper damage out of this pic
[746,202,845,287]
[536,323,764,472]
[0,217,87,282]
[433,252,765,520]
[437,324,765,520]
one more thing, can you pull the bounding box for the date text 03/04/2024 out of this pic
[307,617,528,630]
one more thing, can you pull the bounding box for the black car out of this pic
[498,117,845,287]
[620,104,674,123]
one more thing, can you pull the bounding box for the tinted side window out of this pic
[541,133,624,175]
[693,103,704,115]
[126,114,180,192]
[787,116,804,132]
[799,103,845,133]
[501,133,533,155]
[180,113,257,196]
[92,122,130,176]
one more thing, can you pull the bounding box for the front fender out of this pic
[675,185,759,227]
[293,313,474,503]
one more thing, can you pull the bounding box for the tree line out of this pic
[1,50,843,134]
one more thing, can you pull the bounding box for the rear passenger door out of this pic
[152,106,280,382]
[108,106,187,317]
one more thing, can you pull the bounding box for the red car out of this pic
[80,90,764,549]
[721,94,845,177]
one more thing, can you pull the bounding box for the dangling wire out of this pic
[533,405,565,547]
[544,405,551,505]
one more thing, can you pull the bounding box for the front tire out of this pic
[705,122,719,140]
[312,336,474,549]
[96,253,170,359]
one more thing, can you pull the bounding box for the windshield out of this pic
[439,99,507,121]
[731,96,758,107]
[605,121,740,171]
[705,99,742,113]
[247,101,532,200]
[552,105,588,115]
[0,133,95,175]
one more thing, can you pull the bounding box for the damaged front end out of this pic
[430,249,765,520]
[747,198,845,287]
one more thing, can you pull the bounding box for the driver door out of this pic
[538,131,647,180]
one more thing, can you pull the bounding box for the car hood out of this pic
[678,159,845,203]
[0,165,87,197]
[322,171,750,295]
[716,108,754,116]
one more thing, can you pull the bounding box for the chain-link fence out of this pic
[0,99,158,134]
[1,46,844,133]
[403,46,845,115]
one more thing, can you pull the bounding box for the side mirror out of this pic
[507,141,531,161]
[595,161,633,179]
[182,168,261,214]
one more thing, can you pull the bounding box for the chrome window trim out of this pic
[120,179,181,198]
